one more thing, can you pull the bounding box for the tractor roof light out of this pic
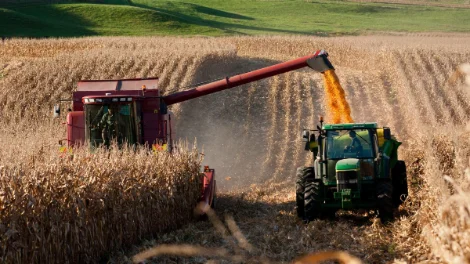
[120,98,126,102]
[127,97,132,101]
[112,98,118,102]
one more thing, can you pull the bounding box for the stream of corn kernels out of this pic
[322,69,354,124]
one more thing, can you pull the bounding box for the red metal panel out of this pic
[142,112,164,144]
[74,77,159,111]
[162,51,324,105]
[77,81,118,91]
[72,90,160,111]
[200,169,215,209]
[77,78,158,91]
[117,79,159,91]
[162,120,167,143]
[66,111,85,147]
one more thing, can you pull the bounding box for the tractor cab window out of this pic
[85,103,136,147]
[326,129,374,159]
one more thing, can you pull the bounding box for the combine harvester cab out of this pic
[65,78,174,150]
[297,121,408,222]
[54,78,218,209]
[54,50,339,213]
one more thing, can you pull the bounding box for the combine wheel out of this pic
[392,160,408,208]
[377,180,394,222]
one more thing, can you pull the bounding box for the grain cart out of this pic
[297,121,408,222]
[54,50,335,210]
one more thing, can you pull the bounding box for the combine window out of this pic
[326,129,374,159]
[85,103,137,147]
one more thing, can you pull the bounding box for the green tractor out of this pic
[296,120,408,222]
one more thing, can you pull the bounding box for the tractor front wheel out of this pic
[303,167,322,221]
[296,167,322,221]
[377,180,394,222]
[296,166,307,218]
[304,179,322,221]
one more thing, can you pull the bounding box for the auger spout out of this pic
[162,50,333,106]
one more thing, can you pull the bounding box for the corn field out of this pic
[1,35,470,263]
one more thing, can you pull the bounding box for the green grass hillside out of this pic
[0,3,218,37]
[1,0,470,37]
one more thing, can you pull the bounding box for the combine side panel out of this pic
[67,111,85,146]
[200,168,216,210]
[141,97,165,145]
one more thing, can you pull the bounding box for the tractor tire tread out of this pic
[304,179,321,221]
[392,160,408,208]
[296,167,306,218]
[377,180,394,222]
[296,166,315,218]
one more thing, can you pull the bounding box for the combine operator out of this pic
[99,108,117,146]
[91,106,121,147]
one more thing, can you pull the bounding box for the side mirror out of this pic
[302,130,309,142]
[53,104,60,118]
[383,128,391,140]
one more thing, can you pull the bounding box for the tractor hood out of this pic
[336,158,360,171]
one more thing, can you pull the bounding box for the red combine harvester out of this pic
[55,50,335,210]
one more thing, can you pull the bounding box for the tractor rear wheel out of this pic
[377,180,394,222]
[304,172,322,221]
[392,160,408,208]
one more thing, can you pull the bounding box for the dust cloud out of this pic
[173,56,328,190]
[174,57,358,191]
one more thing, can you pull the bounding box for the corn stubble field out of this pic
[1,35,470,263]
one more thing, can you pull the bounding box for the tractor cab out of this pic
[321,124,380,184]
[325,128,376,159]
